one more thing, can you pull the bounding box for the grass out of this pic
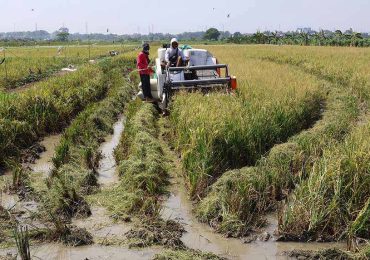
[13,226,31,260]
[0,55,135,248]
[89,102,187,249]
[196,86,359,237]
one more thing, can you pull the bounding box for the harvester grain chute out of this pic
[138,46,237,110]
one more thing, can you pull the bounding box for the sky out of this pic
[1,0,370,34]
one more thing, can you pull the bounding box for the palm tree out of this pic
[271,31,279,45]
[253,31,266,44]
[299,32,309,46]
[319,30,326,46]
[312,33,321,46]
[334,30,343,46]
[350,32,363,47]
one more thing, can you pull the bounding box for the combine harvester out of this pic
[138,46,237,110]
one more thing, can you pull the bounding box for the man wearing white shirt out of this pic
[164,38,188,67]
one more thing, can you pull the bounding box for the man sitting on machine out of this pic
[164,38,188,67]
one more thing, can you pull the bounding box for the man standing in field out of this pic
[137,43,153,101]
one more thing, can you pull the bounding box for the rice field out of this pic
[172,45,370,245]
[0,44,136,90]
[0,43,369,259]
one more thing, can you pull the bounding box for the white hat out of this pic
[170,38,178,44]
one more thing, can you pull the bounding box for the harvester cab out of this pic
[137,46,237,110]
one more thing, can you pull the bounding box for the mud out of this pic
[72,206,130,244]
[0,192,18,210]
[161,167,346,260]
[0,244,161,260]
[29,134,62,177]
[98,116,125,186]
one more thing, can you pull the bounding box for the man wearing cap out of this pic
[137,43,153,101]
[164,38,187,67]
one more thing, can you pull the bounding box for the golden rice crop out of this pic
[186,44,370,242]
[170,51,326,197]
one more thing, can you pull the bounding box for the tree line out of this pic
[1,27,369,47]
[225,29,370,47]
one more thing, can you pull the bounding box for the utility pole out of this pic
[86,22,91,60]
[2,48,8,81]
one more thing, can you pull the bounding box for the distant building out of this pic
[297,27,313,34]
[344,28,354,35]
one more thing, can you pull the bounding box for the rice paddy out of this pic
[0,44,136,90]
[0,44,369,259]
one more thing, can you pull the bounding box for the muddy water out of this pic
[73,206,131,241]
[1,244,160,260]
[73,116,126,237]
[0,135,61,221]
[0,191,18,210]
[98,116,125,186]
[161,176,346,260]
[30,134,62,177]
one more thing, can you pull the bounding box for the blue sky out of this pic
[1,0,370,34]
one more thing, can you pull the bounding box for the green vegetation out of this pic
[1,43,369,257]
[279,118,370,241]
[227,30,370,47]
[0,64,105,168]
